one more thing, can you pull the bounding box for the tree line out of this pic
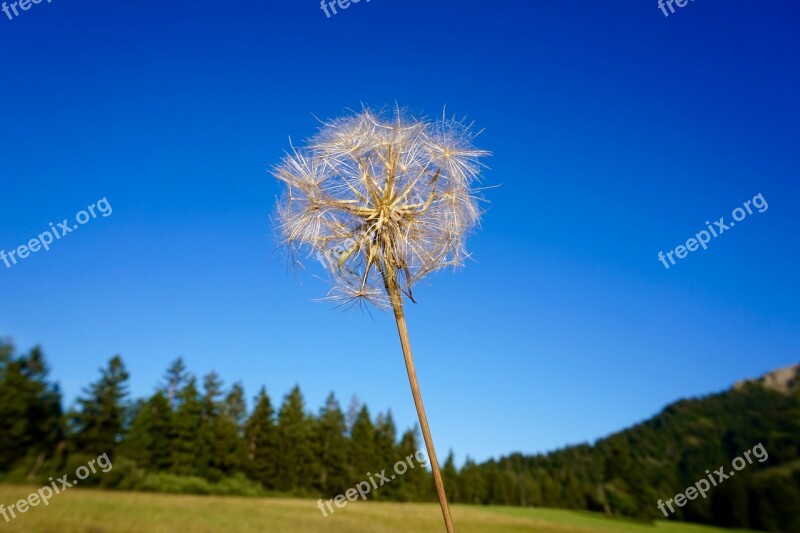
[0,342,434,500]
[1,341,798,531]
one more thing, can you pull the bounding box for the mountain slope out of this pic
[453,364,800,532]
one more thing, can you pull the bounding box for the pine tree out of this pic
[121,391,173,470]
[224,382,247,429]
[192,372,222,478]
[375,411,398,464]
[71,355,129,457]
[245,387,278,488]
[201,374,244,480]
[394,428,432,502]
[442,450,459,503]
[346,395,361,433]
[275,385,316,492]
[374,411,399,499]
[459,456,487,504]
[171,376,203,476]
[350,405,377,480]
[314,392,349,494]
[162,357,188,409]
[0,344,63,472]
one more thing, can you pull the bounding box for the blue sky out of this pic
[1,0,798,464]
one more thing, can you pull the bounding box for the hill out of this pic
[450,365,800,531]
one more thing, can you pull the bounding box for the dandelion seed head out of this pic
[272,106,489,307]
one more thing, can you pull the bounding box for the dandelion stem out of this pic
[383,271,455,533]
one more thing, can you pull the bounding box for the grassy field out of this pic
[0,485,757,533]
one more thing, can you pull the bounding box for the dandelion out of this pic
[272,106,489,532]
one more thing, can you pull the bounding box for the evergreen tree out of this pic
[162,357,188,408]
[394,427,432,502]
[201,374,243,480]
[375,411,398,464]
[170,376,203,476]
[245,387,278,488]
[314,392,349,494]
[442,450,459,503]
[191,372,222,478]
[120,391,173,470]
[459,457,487,504]
[374,411,399,499]
[71,355,129,456]
[349,405,377,478]
[202,372,224,415]
[275,385,316,492]
[224,382,247,429]
[0,344,63,472]
[345,395,361,432]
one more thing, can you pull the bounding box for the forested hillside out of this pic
[1,340,797,531]
[447,365,800,532]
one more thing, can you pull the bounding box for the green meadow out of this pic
[0,485,757,533]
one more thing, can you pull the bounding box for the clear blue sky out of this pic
[1,0,798,464]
